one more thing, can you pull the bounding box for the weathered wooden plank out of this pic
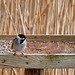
[0,35,74,68]
[0,35,75,41]
[0,54,74,68]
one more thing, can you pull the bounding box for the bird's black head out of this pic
[18,34,27,39]
[18,34,27,44]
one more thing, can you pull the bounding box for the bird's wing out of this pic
[11,41,14,49]
[11,38,16,49]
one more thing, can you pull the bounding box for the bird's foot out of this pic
[20,52,24,56]
[10,50,16,55]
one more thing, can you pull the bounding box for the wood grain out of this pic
[0,35,75,41]
[0,35,74,68]
[0,54,74,68]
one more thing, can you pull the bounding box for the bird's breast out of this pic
[13,40,26,51]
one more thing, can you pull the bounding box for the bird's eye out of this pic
[22,38,25,40]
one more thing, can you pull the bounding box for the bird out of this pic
[11,34,27,53]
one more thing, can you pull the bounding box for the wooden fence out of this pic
[0,35,74,75]
[0,0,75,75]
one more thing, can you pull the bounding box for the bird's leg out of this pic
[21,52,24,56]
[10,49,16,55]
[13,51,16,55]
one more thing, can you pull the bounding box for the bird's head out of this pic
[16,34,27,44]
